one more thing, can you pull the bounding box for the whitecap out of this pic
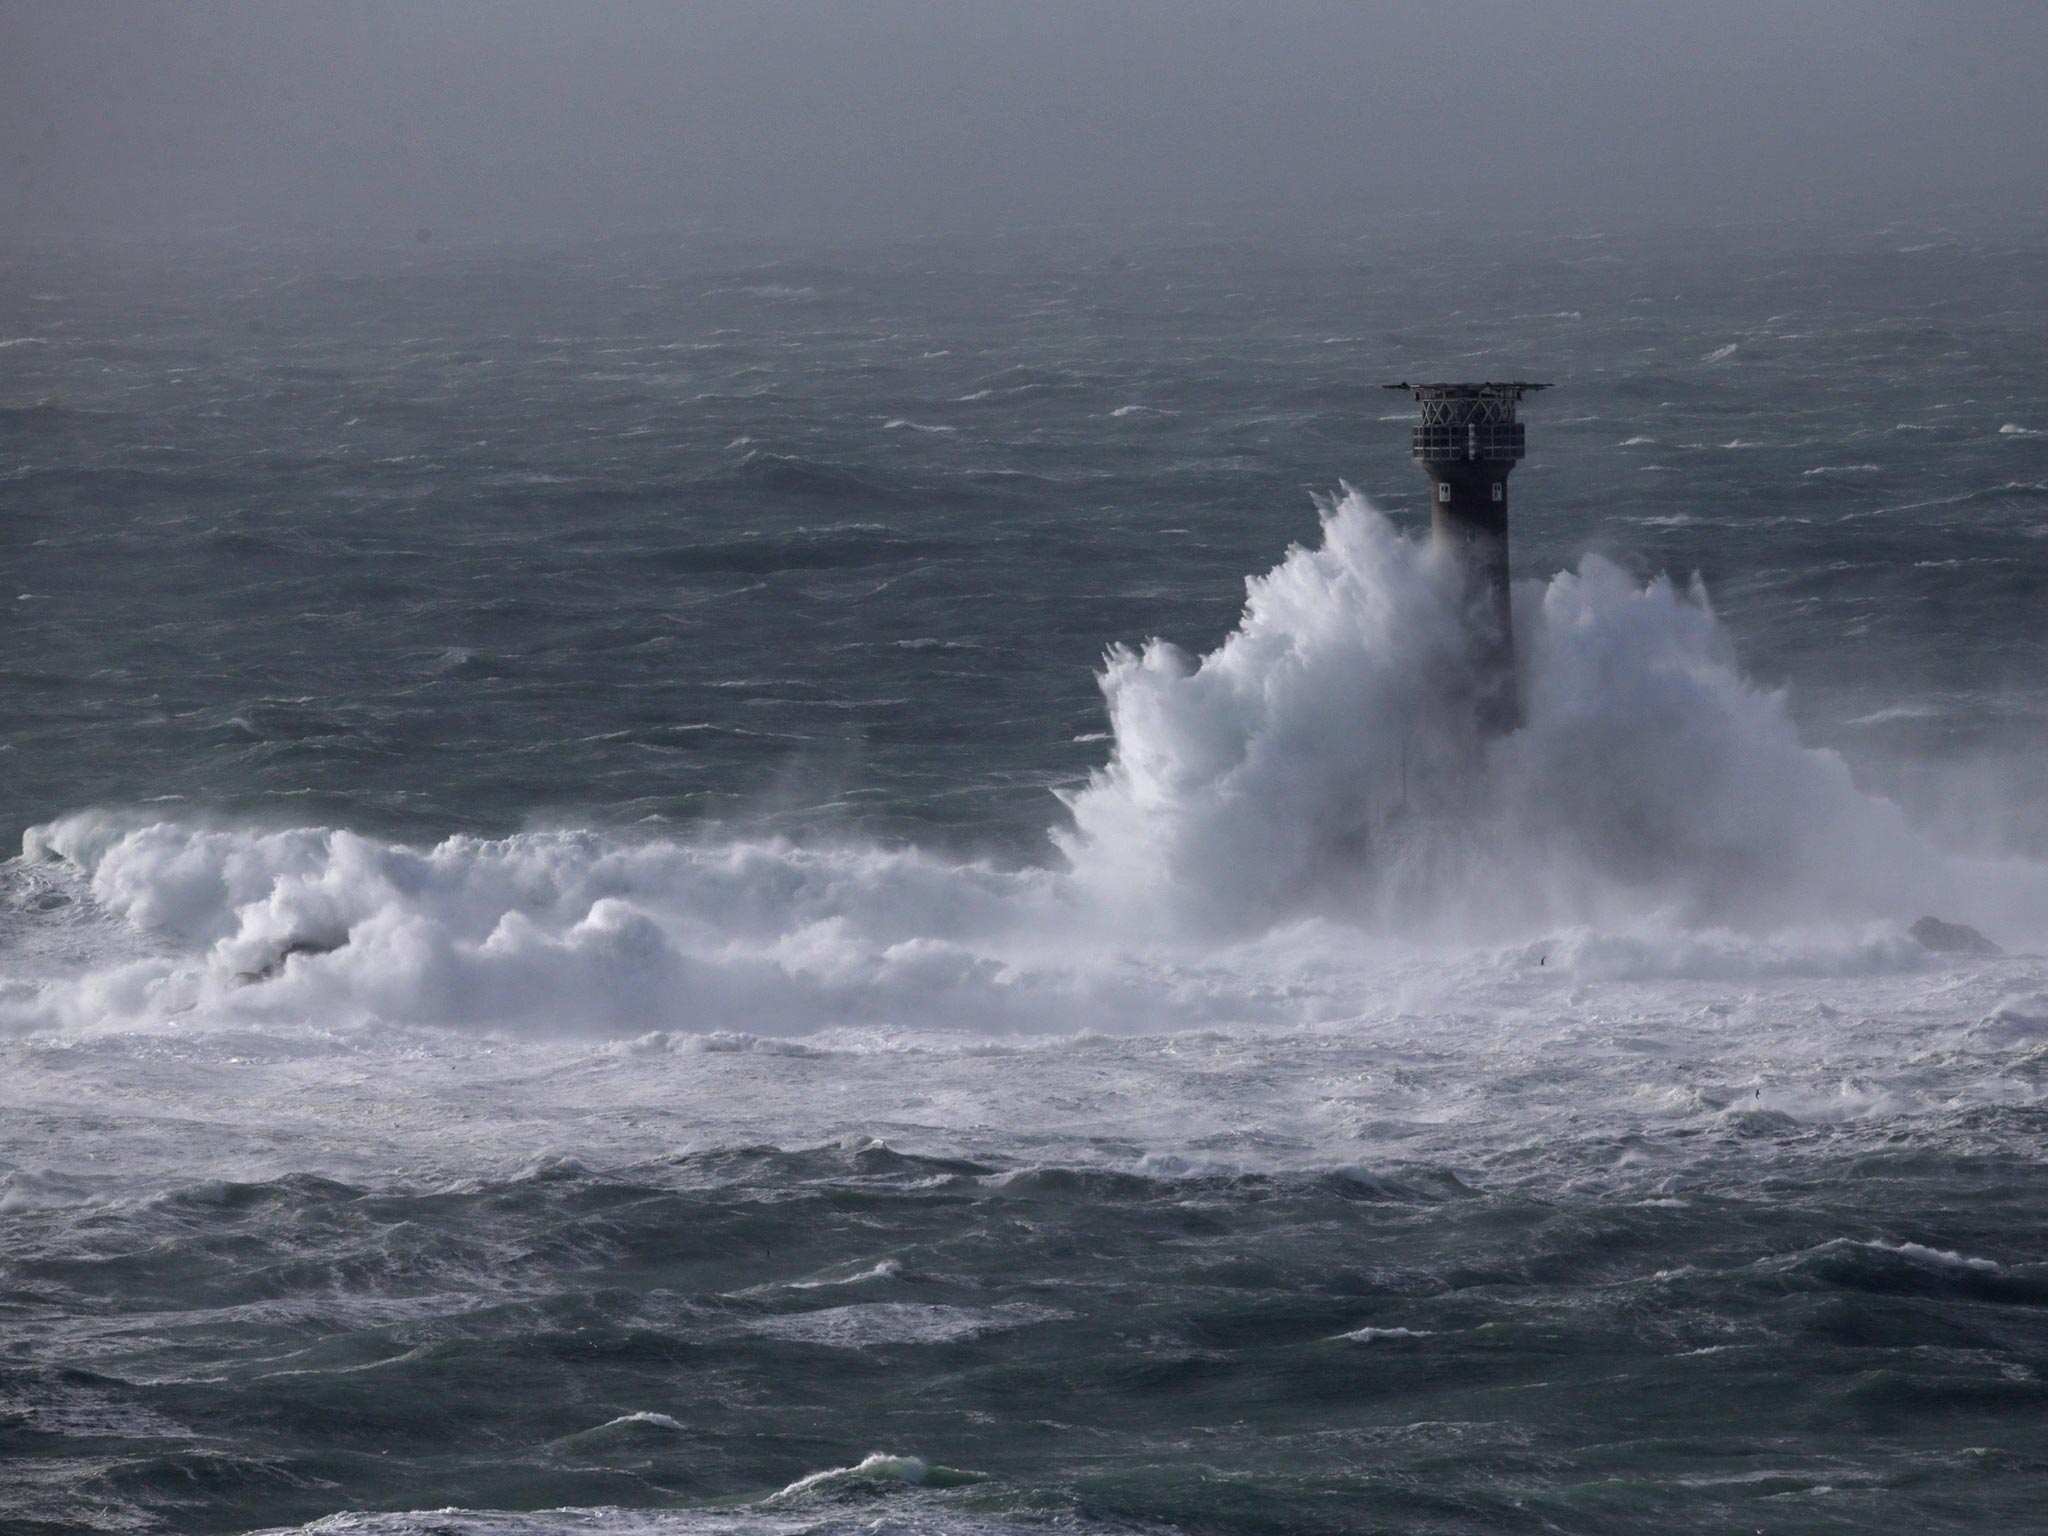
[737,1301,1066,1348]
[783,1258,904,1289]
[593,1411,684,1432]
[1334,1326,1435,1342]
[1867,1239,2001,1271]
[770,1450,927,1499]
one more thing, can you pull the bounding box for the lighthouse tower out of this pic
[1382,380,1548,732]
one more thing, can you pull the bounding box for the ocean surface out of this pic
[3,221,2046,1535]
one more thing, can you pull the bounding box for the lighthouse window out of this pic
[1438,483,1451,502]
[1491,482,1503,502]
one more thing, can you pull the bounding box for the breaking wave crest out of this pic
[7,494,2042,1037]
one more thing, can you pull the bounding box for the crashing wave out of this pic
[7,494,2043,1038]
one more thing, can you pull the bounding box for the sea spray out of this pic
[1062,491,2042,941]
[1057,489,1481,934]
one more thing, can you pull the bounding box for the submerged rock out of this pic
[1909,915,2002,955]
[235,932,349,984]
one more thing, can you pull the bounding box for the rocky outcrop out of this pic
[1909,915,2002,955]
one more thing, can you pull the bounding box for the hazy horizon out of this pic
[6,0,2045,243]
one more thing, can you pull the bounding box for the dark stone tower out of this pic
[1382,381,1548,732]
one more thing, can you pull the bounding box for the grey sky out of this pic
[4,0,2044,239]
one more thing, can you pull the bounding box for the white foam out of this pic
[6,820,1104,1037]
[1873,1240,2001,1272]
[1334,1326,1435,1342]
[784,1258,905,1289]
[593,1411,684,1432]
[1058,492,2046,943]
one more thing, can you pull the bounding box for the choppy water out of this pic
[3,223,2047,1535]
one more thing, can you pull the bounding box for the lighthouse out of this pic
[1382,380,1548,732]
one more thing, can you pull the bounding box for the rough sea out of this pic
[3,221,2046,1535]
